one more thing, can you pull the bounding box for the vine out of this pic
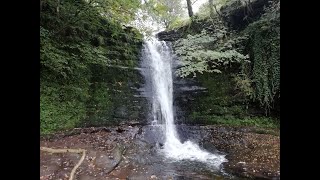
[237,0,280,113]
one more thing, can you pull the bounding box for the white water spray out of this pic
[141,38,227,168]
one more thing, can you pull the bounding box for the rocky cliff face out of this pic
[83,54,151,127]
[220,0,271,30]
[156,0,276,124]
[103,66,149,124]
[157,29,184,42]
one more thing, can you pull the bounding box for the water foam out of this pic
[141,38,227,168]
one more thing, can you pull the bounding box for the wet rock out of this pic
[156,30,183,41]
[201,141,218,154]
[40,125,279,180]
[169,125,279,179]
[94,145,124,173]
[136,125,165,145]
[116,127,125,133]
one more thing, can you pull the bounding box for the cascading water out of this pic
[141,37,227,169]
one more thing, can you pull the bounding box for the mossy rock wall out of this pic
[40,0,147,135]
[173,69,253,125]
[158,0,280,125]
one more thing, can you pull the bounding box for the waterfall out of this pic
[141,37,227,169]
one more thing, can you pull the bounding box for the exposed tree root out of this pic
[40,147,86,180]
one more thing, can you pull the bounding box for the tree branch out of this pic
[40,147,86,180]
[192,0,199,5]
[213,5,222,19]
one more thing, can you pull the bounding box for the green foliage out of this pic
[196,2,211,19]
[233,72,254,98]
[184,72,249,123]
[83,81,114,126]
[174,0,280,113]
[184,72,278,129]
[40,0,143,134]
[79,0,142,24]
[87,83,112,115]
[168,0,280,123]
[251,28,280,110]
[174,29,249,77]
[190,113,279,129]
[196,0,231,19]
[237,0,280,112]
[151,0,185,27]
[133,0,186,36]
[40,86,87,134]
[167,17,191,30]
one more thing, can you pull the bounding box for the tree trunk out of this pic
[57,0,60,16]
[213,5,222,19]
[186,0,193,17]
[209,0,214,17]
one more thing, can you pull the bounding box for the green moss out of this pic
[188,72,248,118]
[238,2,280,113]
[40,0,143,135]
[183,71,279,128]
[40,87,87,135]
[189,113,279,129]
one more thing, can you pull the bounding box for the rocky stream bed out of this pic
[40,124,279,180]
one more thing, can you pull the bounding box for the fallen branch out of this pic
[40,147,86,180]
